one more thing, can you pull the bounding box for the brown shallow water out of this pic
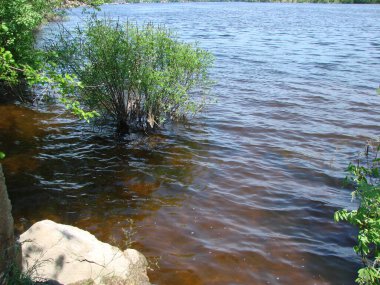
[1,2,380,284]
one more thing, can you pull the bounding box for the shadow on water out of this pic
[0,103,201,245]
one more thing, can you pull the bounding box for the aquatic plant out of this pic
[47,17,214,133]
[335,140,380,285]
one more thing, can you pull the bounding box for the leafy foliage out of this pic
[0,48,19,83]
[0,0,57,67]
[0,0,54,99]
[0,0,102,121]
[48,17,214,132]
[0,0,104,68]
[335,140,380,285]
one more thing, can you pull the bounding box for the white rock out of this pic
[20,220,150,285]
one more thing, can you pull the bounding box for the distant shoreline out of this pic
[107,0,379,4]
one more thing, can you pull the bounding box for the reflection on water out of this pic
[1,2,380,285]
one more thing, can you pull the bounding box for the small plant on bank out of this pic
[0,264,34,285]
[335,140,380,285]
[47,17,214,133]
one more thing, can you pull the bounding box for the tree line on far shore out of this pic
[113,0,380,4]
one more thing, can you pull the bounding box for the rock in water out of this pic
[20,220,150,285]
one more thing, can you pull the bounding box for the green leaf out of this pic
[0,152,5,160]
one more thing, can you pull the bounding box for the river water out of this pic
[1,2,380,284]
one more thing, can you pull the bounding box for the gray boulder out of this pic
[20,220,150,285]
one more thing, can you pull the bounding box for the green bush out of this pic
[0,0,104,68]
[0,0,106,101]
[0,0,56,99]
[335,140,380,285]
[0,0,57,66]
[48,17,214,133]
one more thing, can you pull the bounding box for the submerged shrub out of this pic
[48,17,214,133]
